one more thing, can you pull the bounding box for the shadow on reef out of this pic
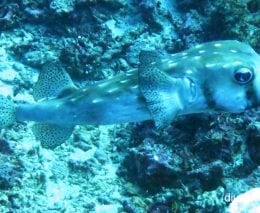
[0,140,23,191]
[118,111,260,212]
[246,121,260,165]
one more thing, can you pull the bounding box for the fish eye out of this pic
[234,67,253,84]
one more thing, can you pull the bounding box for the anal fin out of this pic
[32,123,74,149]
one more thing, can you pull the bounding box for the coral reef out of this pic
[0,0,259,212]
[120,140,183,191]
[118,114,259,211]
[0,156,22,190]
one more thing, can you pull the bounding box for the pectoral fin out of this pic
[32,123,74,149]
[138,51,184,128]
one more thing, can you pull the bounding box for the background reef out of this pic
[0,0,259,212]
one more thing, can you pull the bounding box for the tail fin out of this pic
[0,95,16,128]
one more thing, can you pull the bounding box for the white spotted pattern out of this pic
[107,87,119,93]
[205,63,216,68]
[193,56,201,60]
[126,72,134,76]
[195,44,202,49]
[233,61,242,66]
[214,43,221,47]
[222,64,232,69]
[161,58,169,62]
[92,98,103,104]
[98,82,109,88]
[168,62,178,68]
[186,69,193,74]
[120,79,128,84]
[70,98,77,102]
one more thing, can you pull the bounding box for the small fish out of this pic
[0,40,259,149]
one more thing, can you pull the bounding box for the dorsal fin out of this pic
[33,62,77,101]
[139,50,161,65]
[138,50,184,128]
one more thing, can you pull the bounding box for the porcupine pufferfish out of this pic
[0,40,259,149]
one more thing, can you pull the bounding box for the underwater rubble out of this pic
[0,0,259,212]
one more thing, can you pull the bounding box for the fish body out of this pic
[0,40,259,148]
[138,40,260,127]
[15,70,151,126]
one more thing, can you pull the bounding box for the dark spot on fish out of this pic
[203,83,216,109]
[246,84,258,108]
